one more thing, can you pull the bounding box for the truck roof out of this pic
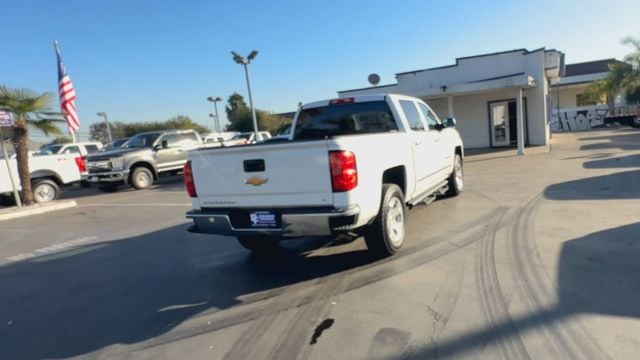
[302,94,390,110]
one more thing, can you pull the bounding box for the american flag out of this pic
[54,41,80,134]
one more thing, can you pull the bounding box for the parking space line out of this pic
[5,236,98,263]
[77,203,191,208]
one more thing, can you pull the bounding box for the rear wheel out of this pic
[364,184,406,257]
[237,236,281,252]
[130,167,154,190]
[445,153,463,197]
[32,179,60,204]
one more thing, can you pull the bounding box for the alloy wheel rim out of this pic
[455,157,463,190]
[386,196,405,247]
[137,172,151,187]
[34,184,55,203]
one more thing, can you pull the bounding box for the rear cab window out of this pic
[294,100,398,140]
[84,145,100,154]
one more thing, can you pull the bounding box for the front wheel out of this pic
[445,153,463,197]
[130,167,154,190]
[237,236,281,253]
[364,184,406,257]
[32,179,60,204]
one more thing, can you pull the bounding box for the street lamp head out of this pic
[206,96,214,102]
[247,50,258,61]
[209,113,214,117]
[97,112,106,117]
[231,51,245,64]
[214,96,222,102]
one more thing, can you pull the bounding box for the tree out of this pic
[585,34,640,111]
[89,121,126,143]
[0,86,63,205]
[44,136,73,146]
[583,63,631,114]
[89,116,209,141]
[224,93,288,134]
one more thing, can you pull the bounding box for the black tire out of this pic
[98,184,120,193]
[237,236,281,252]
[32,179,60,204]
[130,167,154,190]
[0,195,16,207]
[445,153,463,197]
[364,184,406,257]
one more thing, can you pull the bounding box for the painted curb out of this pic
[0,200,78,222]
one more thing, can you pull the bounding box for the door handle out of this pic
[414,141,422,145]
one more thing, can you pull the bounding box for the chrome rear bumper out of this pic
[186,206,360,237]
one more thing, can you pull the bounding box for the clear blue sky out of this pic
[1,0,639,140]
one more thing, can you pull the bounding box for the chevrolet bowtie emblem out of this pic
[245,176,268,186]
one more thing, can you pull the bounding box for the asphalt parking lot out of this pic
[1,128,639,360]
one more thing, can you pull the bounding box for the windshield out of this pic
[36,145,63,155]
[122,133,161,148]
[294,101,398,140]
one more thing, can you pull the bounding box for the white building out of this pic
[338,48,565,149]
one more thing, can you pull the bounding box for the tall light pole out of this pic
[231,50,259,141]
[206,96,223,133]
[96,112,112,143]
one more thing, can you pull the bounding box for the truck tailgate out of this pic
[190,140,334,208]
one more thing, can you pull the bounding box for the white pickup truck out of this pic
[185,94,464,256]
[0,153,84,204]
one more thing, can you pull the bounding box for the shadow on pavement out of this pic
[0,223,378,359]
[579,131,640,151]
[58,175,185,201]
[583,153,640,169]
[543,170,640,200]
[410,222,640,359]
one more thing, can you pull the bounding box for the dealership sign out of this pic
[0,111,14,127]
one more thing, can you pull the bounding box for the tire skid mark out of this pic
[475,209,530,360]
[508,194,609,360]
[130,208,507,355]
[425,260,466,360]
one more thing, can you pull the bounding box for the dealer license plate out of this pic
[249,211,277,228]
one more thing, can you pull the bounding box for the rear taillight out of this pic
[184,160,197,197]
[329,150,357,192]
[75,157,86,173]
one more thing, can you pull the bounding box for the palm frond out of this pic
[27,119,63,136]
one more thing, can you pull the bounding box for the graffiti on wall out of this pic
[550,106,609,132]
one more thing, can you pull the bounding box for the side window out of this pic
[177,133,198,147]
[418,103,441,130]
[62,146,81,154]
[85,145,99,154]
[160,134,178,147]
[399,100,425,131]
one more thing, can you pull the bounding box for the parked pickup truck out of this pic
[185,94,464,256]
[0,153,84,204]
[83,129,202,192]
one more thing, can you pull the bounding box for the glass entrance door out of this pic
[490,102,510,147]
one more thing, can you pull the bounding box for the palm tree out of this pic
[584,35,640,112]
[0,86,63,205]
[622,36,640,99]
[584,63,632,114]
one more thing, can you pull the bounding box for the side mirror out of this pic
[161,140,169,149]
[444,117,457,127]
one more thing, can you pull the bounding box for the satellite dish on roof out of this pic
[368,73,380,86]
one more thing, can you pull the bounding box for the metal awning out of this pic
[402,73,537,99]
